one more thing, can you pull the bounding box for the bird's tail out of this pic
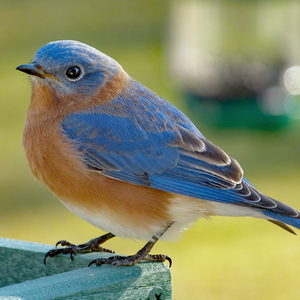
[264,210,300,235]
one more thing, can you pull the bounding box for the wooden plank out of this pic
[0,238,172,299]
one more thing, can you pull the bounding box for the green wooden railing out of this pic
[0,238,172,299]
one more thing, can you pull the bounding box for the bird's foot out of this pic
[87,222,174,267]
[44,232,115,264]
[88,253,172,268]
[88,236,172,268]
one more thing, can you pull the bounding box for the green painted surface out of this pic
[0,238,172,300]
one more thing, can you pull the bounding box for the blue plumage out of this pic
[62,77,300,230]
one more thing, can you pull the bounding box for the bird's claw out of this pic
[44,233,116,265]
[55,240,76,248]
[44,248,65,265]
[88,254,172,268]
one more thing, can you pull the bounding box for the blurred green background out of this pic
[1,1,300,299]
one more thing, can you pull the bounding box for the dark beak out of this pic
[16,64,46,79]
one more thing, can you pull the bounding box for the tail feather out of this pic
[264,210,300,233]
[268,220,296,235]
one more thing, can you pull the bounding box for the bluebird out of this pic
[17,40,300,267]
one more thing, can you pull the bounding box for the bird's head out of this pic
[17,40,123,98]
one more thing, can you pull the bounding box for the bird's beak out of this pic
[16,63,56,80]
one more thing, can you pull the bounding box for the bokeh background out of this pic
[1,1,300,299]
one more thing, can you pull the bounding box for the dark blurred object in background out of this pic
[168,0,300,130]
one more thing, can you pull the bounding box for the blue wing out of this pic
[62,79,300,229]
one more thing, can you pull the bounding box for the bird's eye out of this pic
[66,66,82,80]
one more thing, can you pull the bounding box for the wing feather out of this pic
[61,81,300,222]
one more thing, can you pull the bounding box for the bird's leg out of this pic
[44,232,115,264]
[88,222,174,268]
